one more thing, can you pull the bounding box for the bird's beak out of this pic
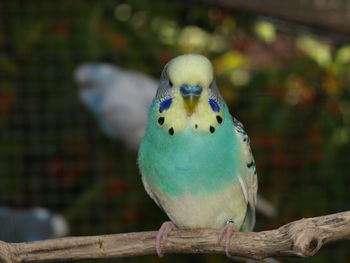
[180,84,203,115]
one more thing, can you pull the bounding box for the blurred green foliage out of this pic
[0,0,350,262]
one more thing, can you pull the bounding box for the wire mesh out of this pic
[0,0,349,262]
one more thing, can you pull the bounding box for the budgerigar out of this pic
[0,207,69,242]
[138,54,258,257]
[75,63,157,150]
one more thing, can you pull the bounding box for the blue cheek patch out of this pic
[209,99,220,112]
[159,98,173,113]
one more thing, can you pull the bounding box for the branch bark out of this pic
[1,211,350,262]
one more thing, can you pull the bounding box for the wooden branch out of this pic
[178,0,350,42]
[1,211,350,263]
[198,0,350,35]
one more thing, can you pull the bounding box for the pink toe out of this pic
[218,227,226,244]
[218,221,239,257]
[155,221,176,257]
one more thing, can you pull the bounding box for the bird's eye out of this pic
[169,80,173,87]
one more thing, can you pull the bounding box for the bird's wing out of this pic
[233,117,258,231]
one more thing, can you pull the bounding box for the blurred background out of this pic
[0,0,350,262]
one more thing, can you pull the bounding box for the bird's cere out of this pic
[180,84,203,116]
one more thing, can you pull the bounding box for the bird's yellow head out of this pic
[157,54,215,116]
[154,54,224,135]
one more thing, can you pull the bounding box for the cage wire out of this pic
[0,0,350,263]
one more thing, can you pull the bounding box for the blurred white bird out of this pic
[0,207,69,242]
[75,63,157,151]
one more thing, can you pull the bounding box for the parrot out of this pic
[75,63,158,151]
[138,54,258,257]
[0,207,69,242]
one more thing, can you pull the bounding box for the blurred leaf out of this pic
[297,36,332,67]
[214,50,247,75]
[254,21,276,43]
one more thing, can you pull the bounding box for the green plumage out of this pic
[139,104,241,198]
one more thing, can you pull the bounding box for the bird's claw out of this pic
[218,220,239,257]
[156,221,176,257]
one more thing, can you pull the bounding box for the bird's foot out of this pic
[156,221,176,257]
[218,220,239,257]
